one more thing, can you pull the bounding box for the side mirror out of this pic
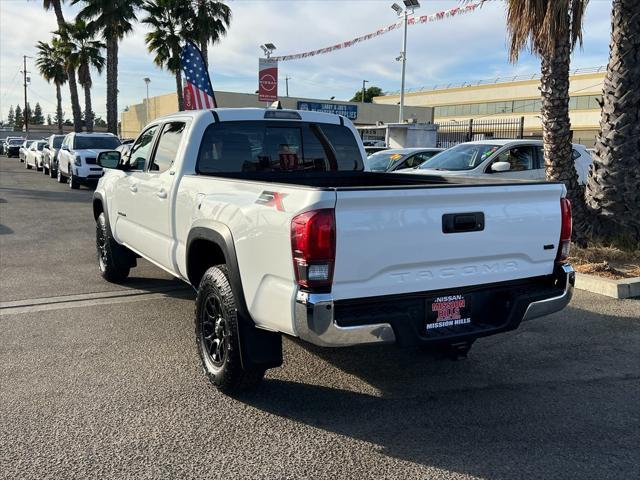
[491,161,511,173]
[61,145,69,151]
[98,151,122,169]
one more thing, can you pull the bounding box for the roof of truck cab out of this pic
[154,107,347,125]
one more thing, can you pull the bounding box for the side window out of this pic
[571,149,581,160]
[126,126,158,171]
[494,146,536,171]
[403,154,424,169]
[149,122,186,173]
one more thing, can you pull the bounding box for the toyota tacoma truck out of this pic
[93,108,575,394]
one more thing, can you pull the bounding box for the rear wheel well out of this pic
[187,239,226,287]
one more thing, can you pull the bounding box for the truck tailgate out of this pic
[332,183,564,301]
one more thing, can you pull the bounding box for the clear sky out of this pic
[0,0,613,123]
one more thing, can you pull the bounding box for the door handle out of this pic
[129,184,138,193]
[155,189,167,199]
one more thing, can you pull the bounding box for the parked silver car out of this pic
[366,147,444,172]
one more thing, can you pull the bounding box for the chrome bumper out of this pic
[522,264,575,322]
[294,264,575,347]
[294,291,396,347]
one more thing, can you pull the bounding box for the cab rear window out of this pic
[196,121,363,174]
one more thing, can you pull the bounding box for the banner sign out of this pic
[297,101,358,120]
[272,2,483,62]
[181,41,217,109]
[258,58,278,102]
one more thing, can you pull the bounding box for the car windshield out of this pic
[8,139,22,145]
[366,152,406,172]
[74,136,121,150]
[37,142,47,150]
[420,144,501,171]
[52,137,64,148]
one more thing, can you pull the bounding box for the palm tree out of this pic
[186,0,231,69]
[42,0,83,132]
[35,38,67,134]
[585,0,640,244]
[62,20,106,133]
[142,0,190,111]
[72,0,144,135]
[504,0,589,243]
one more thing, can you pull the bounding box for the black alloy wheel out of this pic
[199,293,230,369]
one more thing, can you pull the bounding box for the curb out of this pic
[574,273,640,299]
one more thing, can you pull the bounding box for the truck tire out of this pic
[69,168,80,189]
[96,213,130,282]
[195,266,265,394]
[57,166,66,183]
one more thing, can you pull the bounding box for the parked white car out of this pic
[93,108,574,395]
[57,132,121,188]
[24,140,47,170]
[42,134,66,177]
[399,139,592,184]
[18,140,30,162]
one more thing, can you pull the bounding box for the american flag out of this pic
[180,41,217,110]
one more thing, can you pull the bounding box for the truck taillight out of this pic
[291,209,336,290]
[556,198,572,262]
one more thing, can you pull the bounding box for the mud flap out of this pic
[237,317,283,370]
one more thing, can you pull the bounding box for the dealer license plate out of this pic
[425,294,473,333]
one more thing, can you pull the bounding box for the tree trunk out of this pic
[55,82,63,134]
[67,68,83,132]
[200,38,208,69]
[539,24,589,245]
[84,82,93,133]
[106,37,118,135]
[51,0,66,27]
[175,69,184,111]
[585,0,640,244]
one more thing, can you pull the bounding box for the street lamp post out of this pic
[260,43,277,59]
[392,0,420,123]
[143,77,151,124]
[361,79,368,104]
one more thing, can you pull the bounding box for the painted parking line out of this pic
[0,285,193,316]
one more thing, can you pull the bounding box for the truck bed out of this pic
[198,171,555,190]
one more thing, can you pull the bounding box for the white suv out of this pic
[57,132,121,189]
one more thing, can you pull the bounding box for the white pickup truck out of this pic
[93,108,575,394]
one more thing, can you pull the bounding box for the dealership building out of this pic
[372,67,606,147]
[120,91,434,138]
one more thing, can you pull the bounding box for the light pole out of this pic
[361,79,368,104]
[285,76,291,97]
[392,0,420,123]
[143,77,151,124]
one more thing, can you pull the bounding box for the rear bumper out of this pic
[294,264,575,347]
[521,264,574,321]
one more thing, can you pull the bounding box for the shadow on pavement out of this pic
[0,186,93,203]
[238,303,640,479]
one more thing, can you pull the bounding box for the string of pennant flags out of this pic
[271,1,485,62]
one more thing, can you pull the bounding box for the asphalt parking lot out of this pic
[1,155,639,480]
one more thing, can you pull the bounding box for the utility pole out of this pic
[22,55,30,136]
[361,80,368,104]
[285,76,291,97]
